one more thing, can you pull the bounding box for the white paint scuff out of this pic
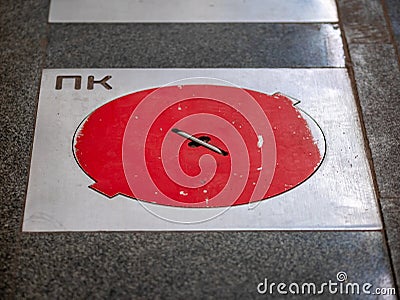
[257,135,264,148]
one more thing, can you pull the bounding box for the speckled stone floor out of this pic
[0,0,399,298]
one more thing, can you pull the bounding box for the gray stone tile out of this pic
[15,232,395,299]
[0,231,17,297]
[45,23,344,68]
[381,198,400,290]
[0,0,48,45]
[337,0,390,44]
[0,0,48,230]
[350,44,400,198]
[0,47,44,231]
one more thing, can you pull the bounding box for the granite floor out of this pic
[0,0,399,298]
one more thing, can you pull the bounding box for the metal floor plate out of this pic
[49,0,338,23]
[23,68,381,231]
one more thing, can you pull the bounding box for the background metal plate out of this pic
[49,0,338,23]
[23,68,381,231]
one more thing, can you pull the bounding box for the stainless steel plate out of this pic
[23,68,381,231]
[49,0,338,23]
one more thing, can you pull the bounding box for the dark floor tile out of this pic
[0,53,43,231]
[381,198,400,290]
[349,44,400,198]
[338,0,390,44]
[0,231,17,298]
[45,23,344,68]
[14,232,395,299]
[0,1,48,231]
[0,0,48,45]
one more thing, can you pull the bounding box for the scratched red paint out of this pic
[73,85,323,207]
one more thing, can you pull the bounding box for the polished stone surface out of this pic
[0,231,17,297]
[338,0,390,43]
[0,0,48,230]
[381,198,400,289]
[15,232,395,299]
[45,23,344,68]
[350,44,400,198]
